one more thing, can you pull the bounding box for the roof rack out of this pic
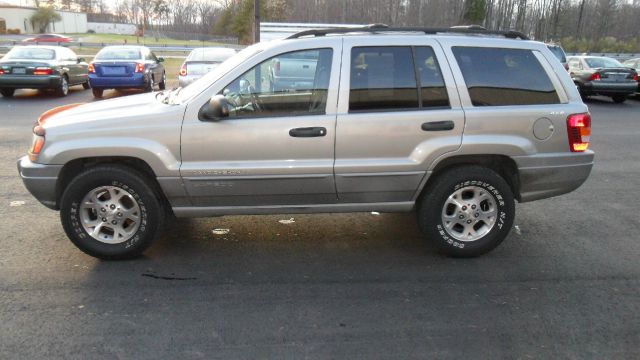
[286,24,529,40]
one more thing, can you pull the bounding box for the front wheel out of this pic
[82,81,91,90]
[417,166,515,257]
[612,95,627,103]
[60,165,165,260]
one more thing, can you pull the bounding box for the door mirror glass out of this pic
[157,57,164,63]
[199,94,230,121]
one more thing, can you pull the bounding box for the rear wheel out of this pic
[92,88,103,98]
[55,75,69,97]
[60,165,165,260]
[158,72,166,90]
[612,95,627,103]
[143,76,153,92]
[0,88,15,97]
[417,166,515,257]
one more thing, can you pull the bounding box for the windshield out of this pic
[585,57,623,68]
[95,48,142,61]
[5,47,55,60]
[176,44,265,103]
[187,48,236,62]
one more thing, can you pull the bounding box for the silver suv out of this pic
[18,27,594,259]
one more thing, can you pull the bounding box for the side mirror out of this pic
[199,95,229,121]
[77,58,85,63]
[157,57,165,63]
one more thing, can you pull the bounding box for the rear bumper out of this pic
[513,151,594,202]
[582,82,637,96]
[89,73,146,89]
[0,75,62,89]
[17,156,62,210]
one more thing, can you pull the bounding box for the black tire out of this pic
[143,76,153,92]
[82,81,91,90]
[612,95,626,103]
[92,88,103,98]
[417,166,515,257]
[60,165,165,260]
[55,75,69,97]
[158,72,166,90]
[0,88,15,97]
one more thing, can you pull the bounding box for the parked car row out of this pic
[0,44,238,98]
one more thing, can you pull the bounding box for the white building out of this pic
[0,5,87,34]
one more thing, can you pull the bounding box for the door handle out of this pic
[421,121,455,131]
[289,127,327,137]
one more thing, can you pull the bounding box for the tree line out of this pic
[41,0,640,52]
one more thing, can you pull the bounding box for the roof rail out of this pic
[286,24,529,40]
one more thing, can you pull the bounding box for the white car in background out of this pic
[179,47,237,87]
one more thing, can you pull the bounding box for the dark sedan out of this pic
[567,56,638,103]
[0,46,89,97]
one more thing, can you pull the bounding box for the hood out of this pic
[41,92,182,130]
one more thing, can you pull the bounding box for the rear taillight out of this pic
[0,68,4,75]
[634,73,638,82]
[567,113,591,152]
[179,63,187,76]
[589,72,601,81]
[29,125,46,162]
[135,63,145,73]
[33,67,53,75]
[88,63,95,73]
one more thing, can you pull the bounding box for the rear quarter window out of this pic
[453,47,560,106]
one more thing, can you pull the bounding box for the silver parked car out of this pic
[179,47,236,87]
[18,26,593,259]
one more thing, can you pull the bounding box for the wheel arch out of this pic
[418,154,521,202]
[56,156,170,211]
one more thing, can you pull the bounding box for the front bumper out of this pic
[513,151,594,202]
[0,75,62,89]
[89,73,146,89]
[17,156,62,210]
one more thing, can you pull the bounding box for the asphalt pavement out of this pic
[1,89,639,359]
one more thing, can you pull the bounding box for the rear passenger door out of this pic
[335,38,465,203]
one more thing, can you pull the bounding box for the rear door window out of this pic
[415,47,449,108]
[452,47,560,106]
[349,47,419,111]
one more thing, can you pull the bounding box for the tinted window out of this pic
[349,47,418,111]
[95,48,142,60]
[584,57,623,68]
[220,48,333,118]
[415,47,449,108]
[453,47,560,106]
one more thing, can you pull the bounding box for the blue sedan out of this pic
[89,46,166,98]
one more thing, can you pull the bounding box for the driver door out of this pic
[180,46,340,207]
